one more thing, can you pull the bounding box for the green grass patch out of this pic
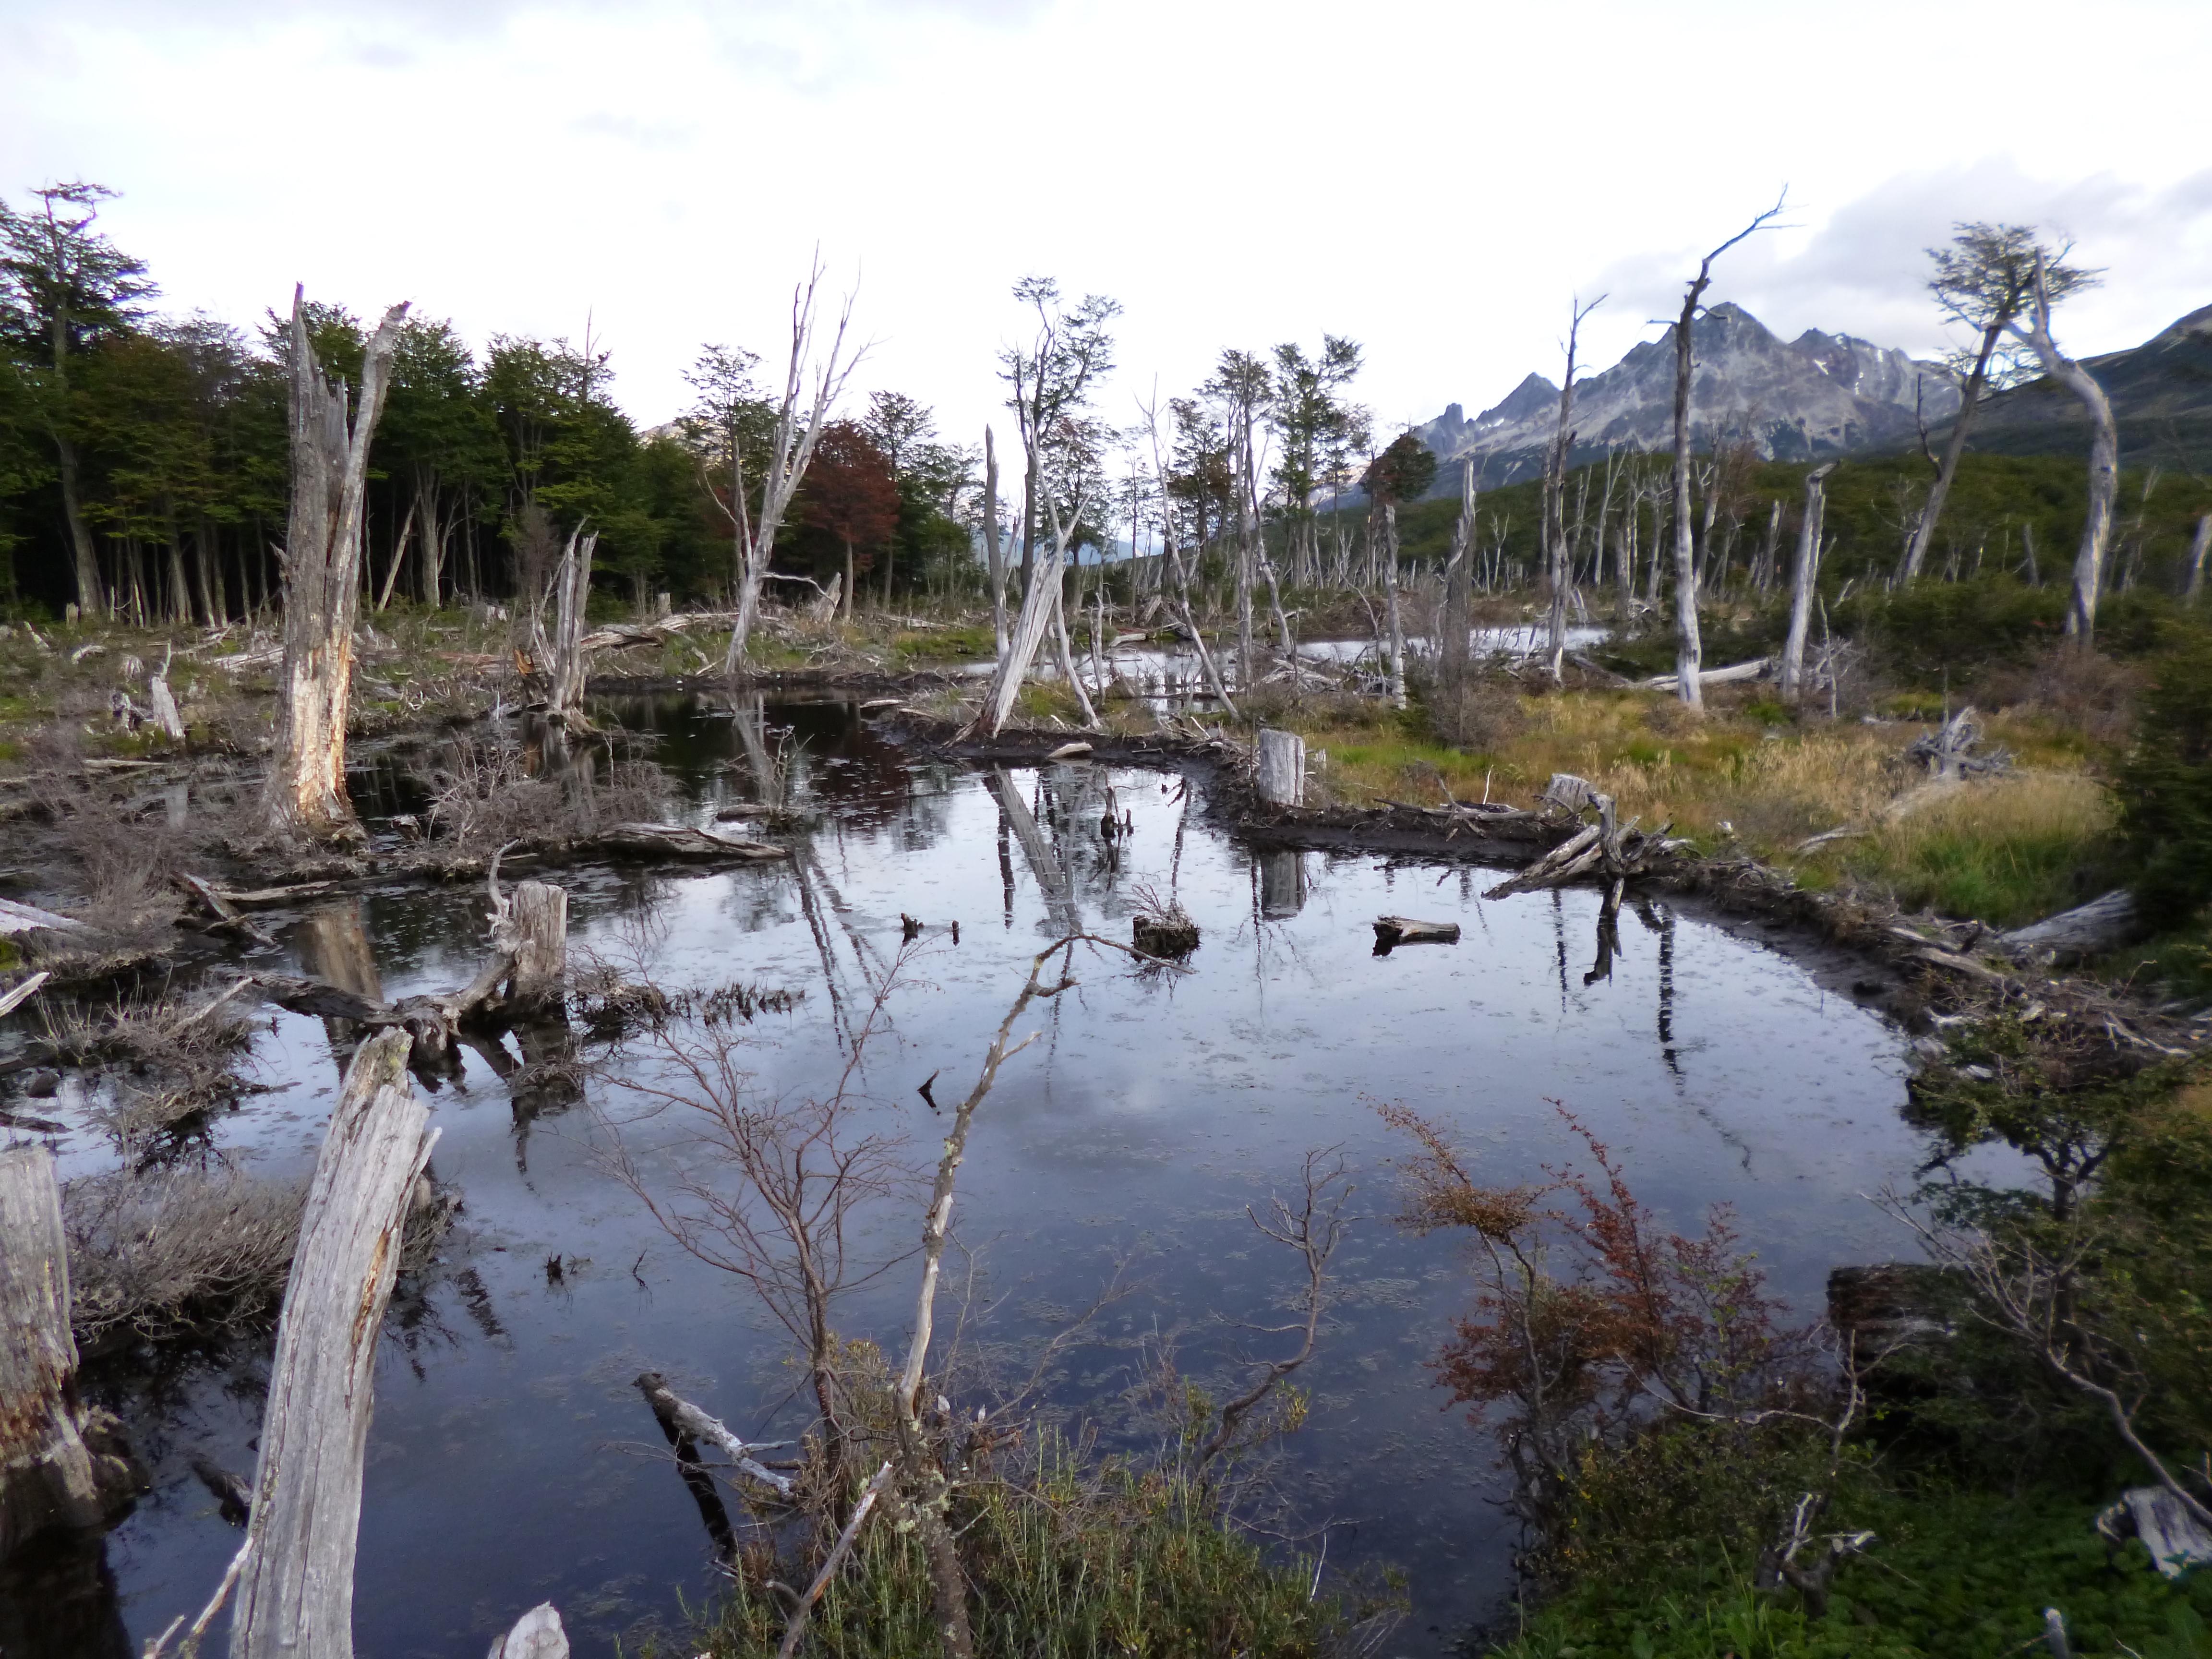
[1494,1487,2212,1659]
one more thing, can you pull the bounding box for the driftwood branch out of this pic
[633,1371,794,1496]
[772,1461,893,1659]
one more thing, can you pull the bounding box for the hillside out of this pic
[1950,302,2212,469]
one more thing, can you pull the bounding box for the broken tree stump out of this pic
[1372,915,1460,950]
[499,881,567,1014]
[1256,728,1305,807]
[0,1146,140,1560]
[229,1028,437,1659]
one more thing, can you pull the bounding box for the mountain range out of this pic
[1411,299,2212,489]
[1412,303,1960,485]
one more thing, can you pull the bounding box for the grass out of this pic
[661,1448,1350,1659]
[1277,685,2117,929]
[1491,1485,2212,1659]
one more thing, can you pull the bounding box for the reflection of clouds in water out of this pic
[89,698,1927,1658]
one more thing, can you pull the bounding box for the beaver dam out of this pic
[2,692,2004,1657]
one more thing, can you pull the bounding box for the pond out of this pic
[14,695,1930,1657]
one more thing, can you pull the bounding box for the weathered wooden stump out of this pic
[0,1147,140,1561]
[230,1028,436,1659]
[504,881,567,1013]
[1256,728,1305,807]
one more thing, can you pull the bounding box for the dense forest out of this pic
[0,185,980,623]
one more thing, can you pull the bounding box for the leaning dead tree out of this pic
[2003,251,2118,644]
[228,1029,437,1659]
[722,257,861,673]
[1667,195,1785,710]
[262,288,409,840]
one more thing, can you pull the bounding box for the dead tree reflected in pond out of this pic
[294,900,384,1073]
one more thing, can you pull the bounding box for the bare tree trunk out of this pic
[1546,298,1599,680]
[373,498,417,613]
[723,261,860,673]
[1439,461,1475,693]
[1779,463,1835,705]
[2187,513,2212,605]
[1668,200,1783,709]
[1899,324,2002,585]
[984,427,1007,655]
[545,529,596,727]
[0,1146,138,1559]
[260,289,409,841]
[2005,256,2119,644]
[1382,503,1407,707]
[230,1029,436,1659]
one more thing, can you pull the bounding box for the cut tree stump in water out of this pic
[500,881,567,1014]
[1256,729,1305,807]
[0,1146,142,1561]
[1372,915,1460,949]
[229,1028,436,1659]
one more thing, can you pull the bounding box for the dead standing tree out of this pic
[1779,462,1835,704]
[721,258,862,674]
[1666,197,1785,710]
[261,288,409,839]
[543,527,597,729]
[2003,250,2120,644]
[1544,295,1603,681]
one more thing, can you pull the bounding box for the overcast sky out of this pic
[8,0,2210,454]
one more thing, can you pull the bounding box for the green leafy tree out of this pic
[0,182,155,614]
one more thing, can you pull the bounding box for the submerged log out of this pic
[1255,728,1305,807]
[2001,889,2140,966]
[230,1029,436,1659]
[0,1146,141,1560]
[633,1373,793,1496]
[1372,915,1460,949]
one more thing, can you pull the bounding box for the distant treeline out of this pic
[0,186,979,623]
[1341,450,2212,604]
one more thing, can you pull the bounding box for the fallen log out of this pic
[2001,889,2139,966]
[1484,825,1603,899]
[1044,741,1094,762]
[634,1372,794,1496]
[0,1145,143,1559]
[0,897,93,937]
[597,823,789,861]
[1372,915,1460,948]
[1638,656,1770,692]
[0,971,49,1019]
[206,879,350,910]
[229,1029,437,1659]
[175,875,276,946]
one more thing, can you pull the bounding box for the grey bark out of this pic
[1439,461,1475,692]
[229,1029,436,1659]
[544,529,596,726]
[1779,463,1835,704]
[0,1146,137,1559]
[1899,325,2003,584]
[2186,512,2211,605]
[262,289,409,839]
[500,881,567,1014]
[1256,729,1305,807]
[983,427,1007,655]
[2004,257,2119,643]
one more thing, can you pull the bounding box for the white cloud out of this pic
[3,0,2207,455]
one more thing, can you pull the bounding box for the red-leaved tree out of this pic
[800,420,898,619]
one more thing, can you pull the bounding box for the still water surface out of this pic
[38,697,1925,1656]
